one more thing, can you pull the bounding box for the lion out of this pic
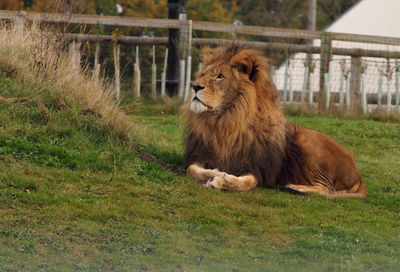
[184,45,367,199]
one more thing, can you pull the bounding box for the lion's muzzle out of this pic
[192,83,205,93]
[190,83,211,113]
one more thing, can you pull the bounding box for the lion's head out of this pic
[184,45,287,187]
[188,45,278,116]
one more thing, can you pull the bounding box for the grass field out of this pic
[0,70,399,271]
[0,24,399,272]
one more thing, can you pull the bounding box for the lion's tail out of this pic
[327,179,368,199]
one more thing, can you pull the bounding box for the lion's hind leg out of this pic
[326,180,368,199]
[284,181,368,199]
[204,173,258,192]
[284,183,331,196]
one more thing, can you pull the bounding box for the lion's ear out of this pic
[201,47,214,65]
[230,50,257,81]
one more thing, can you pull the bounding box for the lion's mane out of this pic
[184,45,303,188]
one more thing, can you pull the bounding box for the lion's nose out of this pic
[192,83,205,93]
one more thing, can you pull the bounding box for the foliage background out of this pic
[2,0,358,29]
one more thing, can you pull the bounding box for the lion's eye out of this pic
[216,73,224,79]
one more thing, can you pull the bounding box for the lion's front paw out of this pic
[204,173,235,190]
[209,168,224,178]
[204,175,225,190]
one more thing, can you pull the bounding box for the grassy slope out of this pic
[0,75,399,271]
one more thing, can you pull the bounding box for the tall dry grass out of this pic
[0,22,130,139]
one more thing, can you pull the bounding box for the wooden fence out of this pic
[1,10,400,113]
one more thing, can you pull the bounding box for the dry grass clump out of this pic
[0,22,130,140]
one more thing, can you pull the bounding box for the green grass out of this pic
[0,76,399,271]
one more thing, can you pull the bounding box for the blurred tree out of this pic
[27,0,85,13]
[233,0,358,30]
[235,0,307,29]
[186,0,233,24]
[0,0,24,10]
[186,0,234,39]
[219,0,238,14]
[15,0,116,15]
[112,0,234,39]
[116,0,232,23]
[117,0,167,18]
[85,0,118,15]
[2,0,358,29]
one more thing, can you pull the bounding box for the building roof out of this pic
[325,0,400,38]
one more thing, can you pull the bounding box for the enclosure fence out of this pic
[1,10,400,114]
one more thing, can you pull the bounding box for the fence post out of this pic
[385,60,393,113]
[75,42,81,68]
[178,59,185,98]
[93,42,100,79]
[283,57,290,104]
[339,73,344,106]
[113,44,120,102]
[301,64,309,103]
[184,55,192,102]
[387,76,392,113]
[324,73,330,109]
[377,73,383,111]
[289,72,293,104]
[68,41,75,62]
[184,20,193,102]
[178,17,192,99]
[152,45,157,97]
[324,62,332,110]
[395,65,400,112]
[318,32,331,112]
[166,0,185,96]
[69,41,81,69]
[133,46,141,97]
[346,73,351,109]
[361,69,367,114]
[339,60,348,106]
[350,55,362,113]
[309,71,314,106]
[161,48,168,97]
[15,11,25,33]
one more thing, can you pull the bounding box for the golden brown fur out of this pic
[184,45,367,199]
